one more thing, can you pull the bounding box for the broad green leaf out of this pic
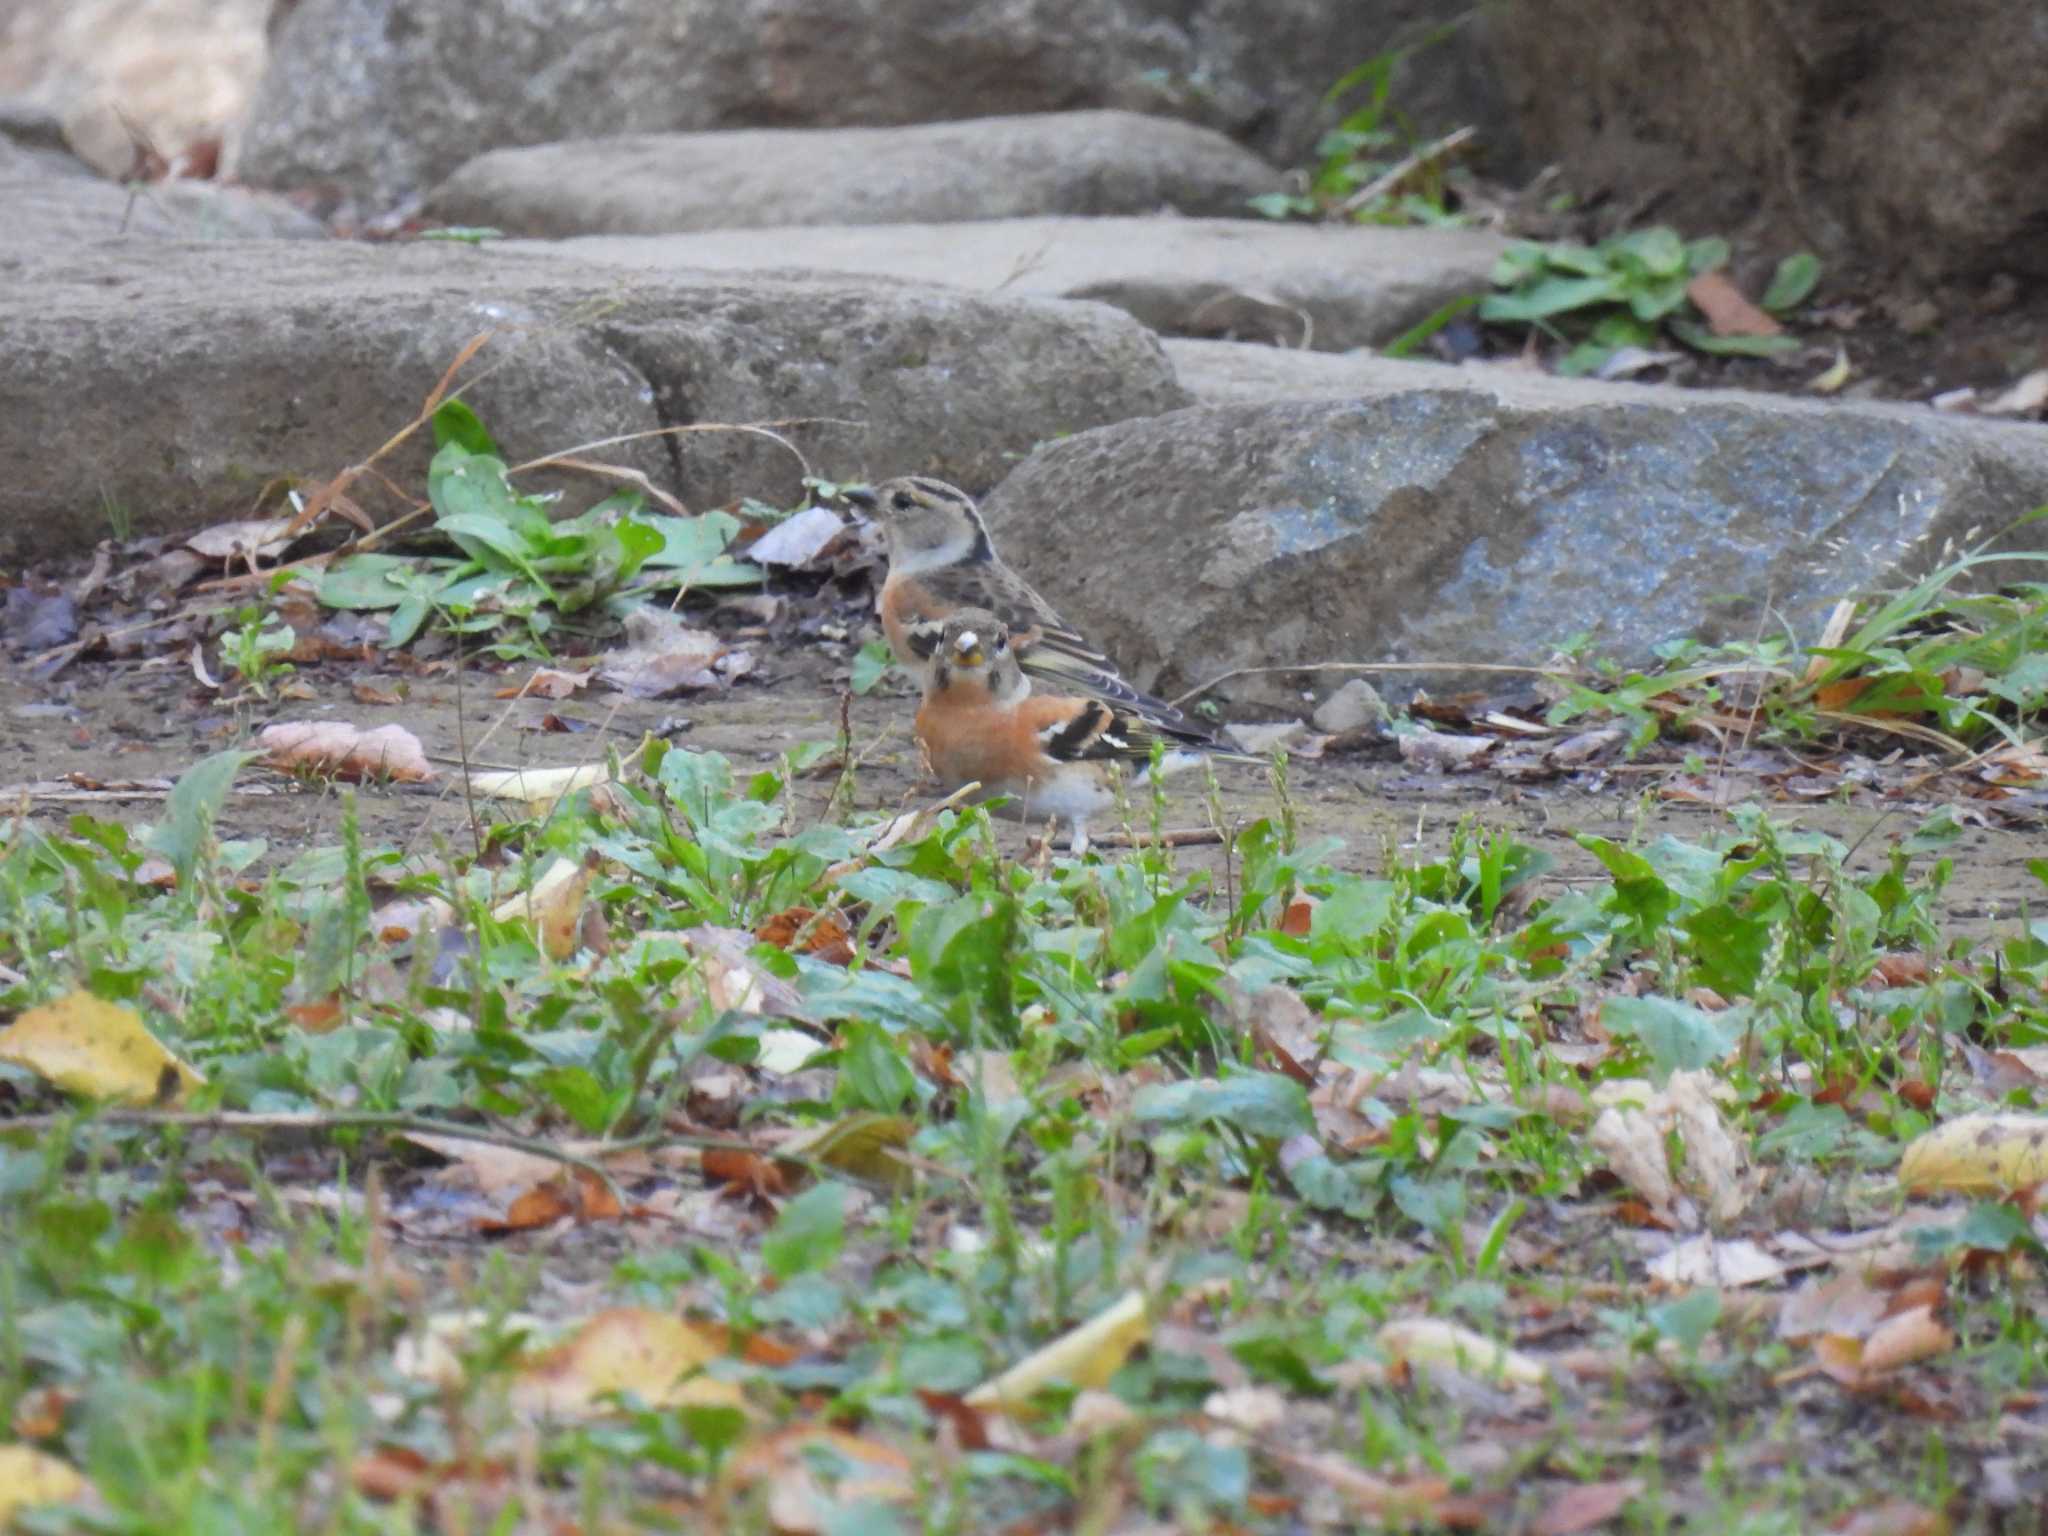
[432,398,501,456]
[147,749,257,883]
[764,1181,846,1280]
[316,552,433,610]
[1132,1072,1313,1141]
[1667,319,1801,357]
[1761,251,1822,312]
[1480,274,1624,323]
[1600,994,1737,1080]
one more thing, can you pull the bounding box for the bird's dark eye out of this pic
[991,632,1008,651]
[891,491,915,511]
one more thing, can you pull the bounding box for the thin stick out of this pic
[3,1109,632,1208]
[1169,659,1566,709]
[1335,125,1478,215]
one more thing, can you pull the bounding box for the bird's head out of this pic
[843,476,991,571]
[927,608,1025,701]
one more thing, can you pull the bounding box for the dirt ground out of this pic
[6,644,2042,934]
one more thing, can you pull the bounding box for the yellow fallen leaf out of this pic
[966,1289,1149,1409]
[511,1307,747,1418]
[1899,1113,2048,1195]
[466,762,614,808]
[1376,1318,1548,1387]
[489,857,592,962]
[784,1113,915,1191]
[0,990,204,1106]
[0,1443,89,1525]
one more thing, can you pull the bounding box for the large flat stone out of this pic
[0,143,327,247]
[0,241,1186,562]
[978,357,2048,709]
[233,0,1513,211]
[524,220,1507,353]
[424,113,1282,236]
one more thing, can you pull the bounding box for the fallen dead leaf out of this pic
[185,516,301,564]
[1376,1318,1547,1388]
[488,856,593,962]
[511,1307,747,1418]
[499,666,594,700]
[1532,1478,1645,1536]
[0,990,204,1106]
[0,1443,90,1526]
[1898,1113,2048,1196]
[1686,270,1783,337]
[966,1289,1150,1409]
[259,721,435,783]
[1398,727,1495,773]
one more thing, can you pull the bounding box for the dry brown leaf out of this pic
[1686,270,1783,337]
[488,856,592,962]
[259,721,435,783]
[1778,1271,1891,1343]
[0,990,204,1106]
[185,516,300,563]
[500,667,594,700]
[1858,1304,1953,1374]
[1398,727,1495,772]
[1832,1498,1951,1536]
[754,906,857,966]
[1899,1113,2048,1195]
[349,678,402,707]
[1533,1478,1645,1536]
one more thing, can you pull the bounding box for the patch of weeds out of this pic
[1551,520,2048,754]
[1251,25,1476,228]
[314,401,765,658]
[0,710,2040,1526]
[1481,227,1820,374]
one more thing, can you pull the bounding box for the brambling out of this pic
[913,608,1225,853]
[842,475,1218,749]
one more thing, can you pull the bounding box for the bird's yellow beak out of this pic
[952,630,984,667]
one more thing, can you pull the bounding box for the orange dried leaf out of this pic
[1686,269,1784,337]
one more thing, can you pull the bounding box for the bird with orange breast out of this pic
[844,475,1220,751]
[912,607,1248,853]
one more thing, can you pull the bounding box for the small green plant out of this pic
[1552,520,2048,753]
[1481,228,1820,374]
[1251,28,1474,227]
[218,606,297,697]
[314,401,764,656]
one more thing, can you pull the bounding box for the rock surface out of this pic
[0,132,326,247]
[978,367,2048,708]
[0,241,1185,561]
[425,113,1282,236]
[525,219,1507,353]
[234,0,1507,210]
[1490,0,2048,285]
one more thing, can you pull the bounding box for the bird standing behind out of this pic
[844,475,1218,749]
[913,608,1219,853]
